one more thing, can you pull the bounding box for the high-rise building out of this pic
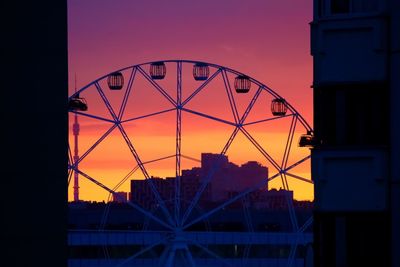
[200,153,229,173]
[311,1,400,266]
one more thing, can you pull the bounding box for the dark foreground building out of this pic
[311,0,400,266]
[1,1,68,266]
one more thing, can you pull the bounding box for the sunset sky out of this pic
[68,0,314,202]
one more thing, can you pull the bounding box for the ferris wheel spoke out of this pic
[181,160,222,226]
[101,155,177,230]
[70,110,116,124]
[100,195,114,230]
[137,66,176,107]
[99,165,140,229]
[281,115,298,170]
[181,107,236,126]
[267,172,281,182]
[222,69,240,123]
[73,168,174,230]
[180,154,201,163]
[239,126,281,171]
[183,177,268,231]
[117,67,137,121]
[114,236,167,267]
[181,127,239,225]
[281,173,299,231]
[181,68,221,107]
[117,124,175,227]
[121,108,176,124]
[112,165,140,193]
[67,144,74,186]
[221,127,240,155]
[267,154,310,183]
[95,82,119,121]
[286,172,313,184]
[239,86,263,125]
[142,154,177,165]
[275,155,311,178]
[176,61,182,225]
[68,168,74,186]
[242,195,254,232]
[68,143,74,165]
[299,215,313,233]
[74,124,118,166]
[243,113,294,127]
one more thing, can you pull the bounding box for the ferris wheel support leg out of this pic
[190,239,233,267]
[184,246,196,267]
[162,246,176,267]
[287,242,299,267]
[114,237,166,267]
[280,172,299,232]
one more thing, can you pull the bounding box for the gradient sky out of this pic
[68,0,314,201]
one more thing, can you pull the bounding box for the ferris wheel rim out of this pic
[69,59,312,132]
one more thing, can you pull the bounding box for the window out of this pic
[331,0,350,14]
[314,83,389,147]
[319,0,379,16]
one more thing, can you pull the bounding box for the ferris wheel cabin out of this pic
[68,94,88,111]
[107,71,124,90]
[193,63,210,81]
[150,61,166,80]
[298,131,315,148]
[271,98,288,116]
[234,75,251,93]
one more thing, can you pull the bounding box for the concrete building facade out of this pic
[311,0,400,266]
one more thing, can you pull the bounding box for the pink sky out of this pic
[68,0,313,116]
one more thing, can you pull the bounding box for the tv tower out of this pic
[73,75,80,202]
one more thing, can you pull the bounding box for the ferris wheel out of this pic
[68,60,315,267]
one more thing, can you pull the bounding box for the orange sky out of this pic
[68,0,314,202]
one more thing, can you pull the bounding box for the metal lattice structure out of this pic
[68,60,314,267]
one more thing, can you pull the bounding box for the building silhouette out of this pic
[112,191,128,203]
[131,153,275,209]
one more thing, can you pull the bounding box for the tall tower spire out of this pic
[73,74,80,202]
